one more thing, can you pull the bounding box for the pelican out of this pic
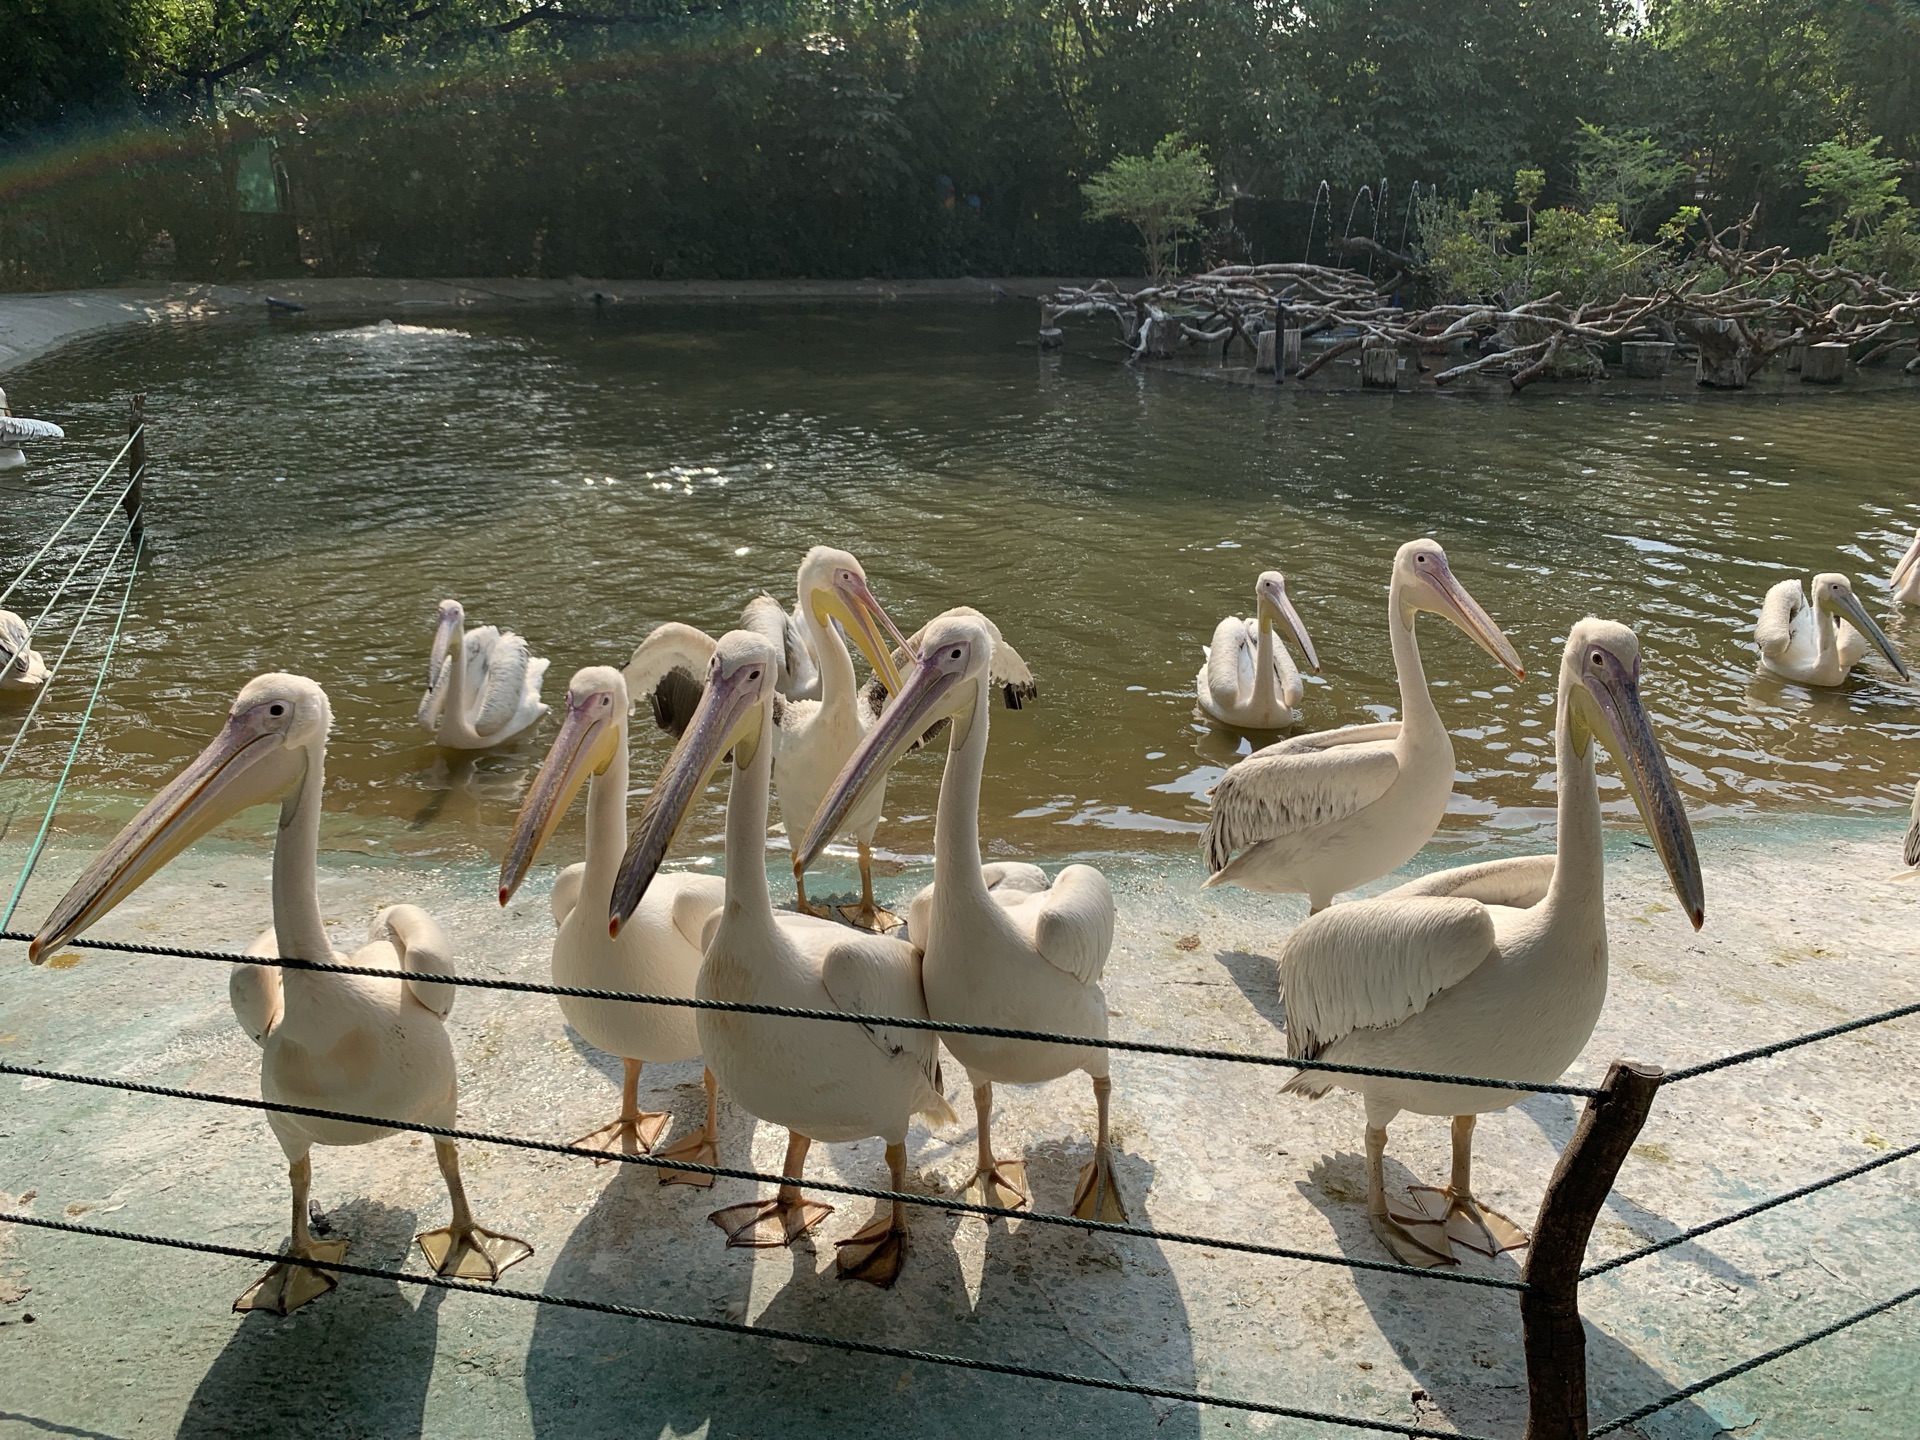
[1755,573,1909,686]
[417,599,550,749]
[612,630,955,1286]
[858,605,1038,721]
[1280,619,1703,1267]
[32,674,531,1312]
[498,653,726,1173]
[742,591,823,700]
[0,610,46,691]
[799,611,1125,1221]
[620,549,912,929]
[1891,532,1920,606]
[0,388,64,471]
[1196,570,1319,728]
[1203,539,1525,912]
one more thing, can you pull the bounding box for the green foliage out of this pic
[1418,176,1649,304]
[1803,135,1918,281]
[1082,133,1215,281]
[1572,121,1688,236]
[1417,190,1516,301]
[1526,204,1638,302]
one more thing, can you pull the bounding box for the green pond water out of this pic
[3,303,1918,882]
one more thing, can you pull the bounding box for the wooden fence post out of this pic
[1521,1059,1663,1440]
[125,393,147,539]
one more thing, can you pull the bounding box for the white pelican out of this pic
[1203,539,1525,911]
[1891,532,1920,606]
[498,652,726,1173]
[799,611,1125,1221]
[1196,570,1319,729]
[1755,573,1909,686]
[742,591,822,700]
[858,605,1038,722]
[416,598,550,749]
[621,549,912,929]
[0,610,47,691]
[0,388,64,471]
[1280,619,1703,1267]
[32,674,531,1312]
[611,630,955,1286]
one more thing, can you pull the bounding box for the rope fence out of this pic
[0,425,141,610]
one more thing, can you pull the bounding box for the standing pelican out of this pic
[612,631,955,1286]
[1281,620,1703,1266]
[1755,573,1909,686]
[0,610,46,691]
[498,651,726,1173]
[0,388,64,471]
[1196,570,1320,728]
[417,598,550,749]
[800,611,1125,1221]
[1203,539,1525,912]
[1891,532,1920,606]
[33,674,531,1312]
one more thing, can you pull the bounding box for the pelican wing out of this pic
[667,873,727,950]
[863,605,1038,722]
[1281,895,1496,1061]
[1906,780,1920,869]
[1204,616,1255,706]
[551,862,586,928]
[1381,854,1557,909]
[0,417,64,445]
[1204,731,1402,874]
[1018,863,1114,987]
[470,631,540,739]
[373,904,457,1018]
[0,609,29,658]
[1754,579,1806,663]
[742,593,822,700]
[624,622,718,738]
[820,934,954,1118]
[234,926,288,1045]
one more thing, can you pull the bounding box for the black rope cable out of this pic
[1661,999,1920,1083]
[1580,1136,1920,1281]
[0,932,1601,1097]
[0,1060,1528,1291]
[0,1209,1501,1440]
[1588,1281,1920,1436]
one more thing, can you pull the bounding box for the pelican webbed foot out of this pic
[416,1224,534,1281]
[709,1196,834,1248]
[960,1159,1029,1215]
[1371,1205,1456,1268]
[1070,1146,1128,1224]
[1403,1185,1529,1257]
[654,1126,719,1188]
[233,1238,349,1315]
[835,1212,907,1287]
[834,901,901,933]
[571,1110,672,1164]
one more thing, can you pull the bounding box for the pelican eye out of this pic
[269,703,287,717]
[1590,650,1605,667]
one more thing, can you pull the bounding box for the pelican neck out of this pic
[1253,612,1277,710]
[270,744,334,962]
[581,711,630,905]
[722,699,780,931]
[1388,583,1444,745]
[1542,665,1604,927]
[933,675,995,907]
[798,591,857,718]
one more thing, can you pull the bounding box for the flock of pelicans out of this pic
[9,508,1919,1316]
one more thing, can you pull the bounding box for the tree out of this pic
[1803,134,1919,281]
[1082,133,1214,281]
[1573,120,1687,235]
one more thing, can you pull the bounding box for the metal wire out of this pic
[0,1059,1528,1291]
[0,427,141,609]
[0,932,1603,1097]
[0,1209,1499,1439]
[1589,1281,1920,1436]
[1661,999,1920,1083]
[1580,1136,1920,1281]
[1,524,143,930]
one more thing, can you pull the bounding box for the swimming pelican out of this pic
[32,674,531,1312]
[621,549,912,929]
[0,610,46,691]
[1755,573,1909,686]
[1280,619,1703,1267]
[613,630,955,1285]
[498,652,726,1173]
[1196,570,1319,728]
[800,610,1125,1221]
[1890,532,1920,606]
[0,388,64,471]
[1203,539,1525,911]
[417,599,550,749]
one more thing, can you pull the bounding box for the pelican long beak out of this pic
[1260,589,1320,673]
[1427,556,1525,679]
[1580,650,1705,930]
[31,713,298,963]
[1830,586,1910,680]
[427,606,460,689]
[609,660,763,934]
[810,573,914,694]
[1891,535,1920,594]
[499,693,621,904]
[795,651,964,875]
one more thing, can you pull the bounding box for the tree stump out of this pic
[1687,318,1753,389]
[1802,342,1848,384]
[1257,328,1304,375]
[1360,340,1399,389]
[1038,326,1063,350]
[1283,328,1302,374]
[1619,341,1673,379]
[1138,314,1180,359]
